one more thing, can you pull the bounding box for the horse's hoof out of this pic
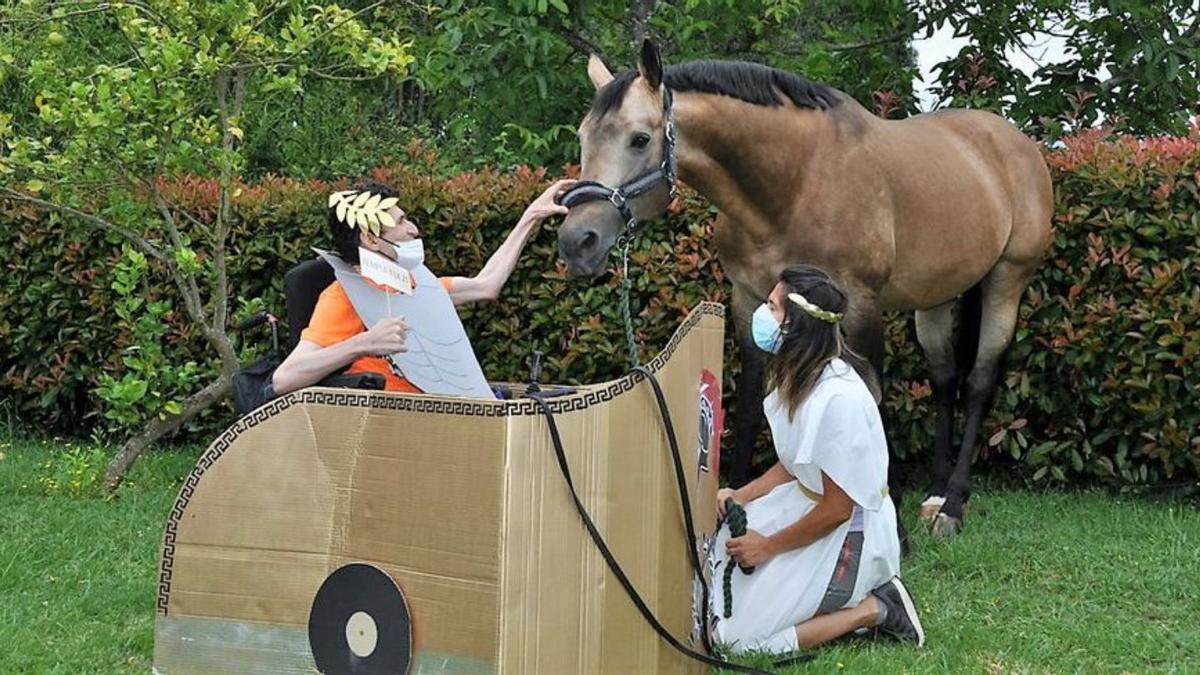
[931,512,963,537]
[918,496,944,522]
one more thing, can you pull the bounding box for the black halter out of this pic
[558,87,677,244]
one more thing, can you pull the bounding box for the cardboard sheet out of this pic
[318,249,494,398]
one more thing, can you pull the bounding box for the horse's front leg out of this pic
[839,290,884,397]
[841,295,908,553]
[728,284,766,488]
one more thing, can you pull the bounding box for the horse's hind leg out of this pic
[933,261,1033,537]
[914,301,957,521]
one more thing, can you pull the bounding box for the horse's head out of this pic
[558,41,675,278]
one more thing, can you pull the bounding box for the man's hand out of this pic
[522,178,577,222]
[726,530,776,568]
[360,316,409,356]
[446,179,578,307]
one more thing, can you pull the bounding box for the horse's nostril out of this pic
[580,230,599,251]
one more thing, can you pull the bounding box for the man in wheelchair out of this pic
[270,177,575,397]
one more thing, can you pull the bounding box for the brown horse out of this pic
[557,41,1052,537]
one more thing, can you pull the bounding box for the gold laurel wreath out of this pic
[327,190,400,236]
[788,292,844,323]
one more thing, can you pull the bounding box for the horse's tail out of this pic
[955,282,983,391]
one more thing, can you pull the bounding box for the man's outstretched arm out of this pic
[446,178,575,305]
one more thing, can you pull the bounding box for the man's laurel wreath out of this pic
[328,190,400,235]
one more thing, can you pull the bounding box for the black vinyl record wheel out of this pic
[308,563,413,675]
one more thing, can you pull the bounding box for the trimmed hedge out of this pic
[1,132,1197,488]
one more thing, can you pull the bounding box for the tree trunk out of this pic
[103,68,248,492]
[628,0,657,49]
[103,361,236,491]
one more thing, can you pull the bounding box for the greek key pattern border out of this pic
[156,302,724,614]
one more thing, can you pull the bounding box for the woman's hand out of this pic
[522,179,577,222]
[726,530,776,567]
[360,316,409,356]
[716,487,740,518]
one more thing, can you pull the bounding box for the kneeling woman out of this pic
[709,265,924,653]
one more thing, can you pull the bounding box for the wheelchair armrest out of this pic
[525,385,578,399]
[315,372,386,391]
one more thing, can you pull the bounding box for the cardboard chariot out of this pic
[153,302,726,674]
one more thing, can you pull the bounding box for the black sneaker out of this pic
[870,577,925,647]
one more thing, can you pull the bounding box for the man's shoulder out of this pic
[302,280,363,345]
[310,280,358,324]
[316,280,350,303]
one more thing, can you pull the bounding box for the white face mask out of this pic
[390,238,425,270]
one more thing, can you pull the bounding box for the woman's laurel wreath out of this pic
[328,190,400,235]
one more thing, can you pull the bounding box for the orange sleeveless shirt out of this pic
[299,278,453,392]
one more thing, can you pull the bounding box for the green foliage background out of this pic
[198,0,928,177]
[2,130,1196,488]
[176,0,1200,177]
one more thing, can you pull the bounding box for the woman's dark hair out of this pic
[767,265,875,418]
[328,180,399,265]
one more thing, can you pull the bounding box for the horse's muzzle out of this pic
[558,225,609,279]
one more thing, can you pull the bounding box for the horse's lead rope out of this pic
[529,392,772,675]
[619,235,640,369]
[526,357,810,671]
[721,497,755,619]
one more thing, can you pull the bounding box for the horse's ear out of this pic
[586,53,614,90]
[638,39,662,89]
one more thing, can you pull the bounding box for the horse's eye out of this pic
[630,132,651,149]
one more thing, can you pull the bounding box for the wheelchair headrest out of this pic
[284,258,336,351]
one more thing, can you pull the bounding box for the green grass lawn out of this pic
[0,435,195,674]
[2,433,1198,674]
[735,489,1200,674]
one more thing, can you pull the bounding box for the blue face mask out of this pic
[752,303,782,354]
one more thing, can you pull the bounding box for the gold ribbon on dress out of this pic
[796,480,823,502]
[796,480,889,502]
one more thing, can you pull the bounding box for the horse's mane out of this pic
[591,60,843,119]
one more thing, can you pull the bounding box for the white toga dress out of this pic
[708,358,900,653]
